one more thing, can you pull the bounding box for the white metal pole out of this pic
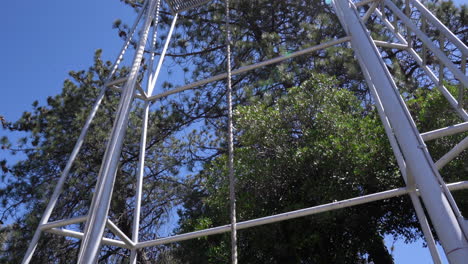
[148,14,179,96]
[129,100,150,264]
[361,52,442,263]
[373,7,468,121]
[106,219,135,247]
[435,136,468,169]
[77,1,158,262]
[146,37,350,101]
[408,191,443,263]
[361,0,379,23]
[108,0,150,80]
[384,0,468,87]
[129,2,162,262]
[21,90,106,264]
[411,0,468,56]
[129,15,178,264]
[45,228,131,249]
[23,3,151,261]
[39,215,88,231]
[374,40,408,50]
[333,0,468,262]
[21,4,147,261]
[421,121,468,142]
[135,180,468,249]
[460,55,466,109]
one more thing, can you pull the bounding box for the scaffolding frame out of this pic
[22,0,468,263]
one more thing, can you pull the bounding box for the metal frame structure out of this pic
[22,0,468,263]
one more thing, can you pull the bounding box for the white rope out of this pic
[147,0,162,91]
[225,0,238,263]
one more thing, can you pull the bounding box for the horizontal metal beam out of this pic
[374,7,468,121]
[105,77,127,87]
[355,0,380,8]
[44,181,468,250]
[147,37,351,101]
[421,121,468,142]
[374,40,408,50]
[166,0,211,14]
[135,180,468,249]
[374,9,408,45]
[384,0,468,87]
[411,0,468,56]
[44,228,132,250]
[407,47,468,121]
[40,216,87,231]
[435,136,468,169]
[41,217,135,248]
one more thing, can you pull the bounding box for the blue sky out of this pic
[0,0,465,263]
[1,0,135,122]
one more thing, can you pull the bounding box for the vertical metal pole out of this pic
[421,16,427,66]
[148,14,179,96]
[362,57,442,264]
[408,191,443,264]
[145,0,162,97]
[405,0,412,49]
[129,1,162,262]
[77,1,158,262]
[380,0,386,21]
[411,0,468,55]
[439,35,444,87]
[384,0,468,87]
[333,0,468,262]
[130,13,178,263]
[107,0,150,81]
[362,1,379,23]
[459,55,466,109]
[129,100,150,264]
[21,4,148,263]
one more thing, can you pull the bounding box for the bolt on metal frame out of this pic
[22,0,468,263]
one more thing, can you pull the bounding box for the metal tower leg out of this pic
[21,89,106,264]
[362,52,443,263]
[129,9,177,264]
[21,3,149,263]
[333,0,468,263]
[77,0,159,262]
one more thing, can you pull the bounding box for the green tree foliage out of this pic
[175,75,401,263]
[174,74,468,263]
[0,50,194,263]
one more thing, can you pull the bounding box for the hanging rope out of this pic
[147,0,162,93]
[225,0,238,263]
